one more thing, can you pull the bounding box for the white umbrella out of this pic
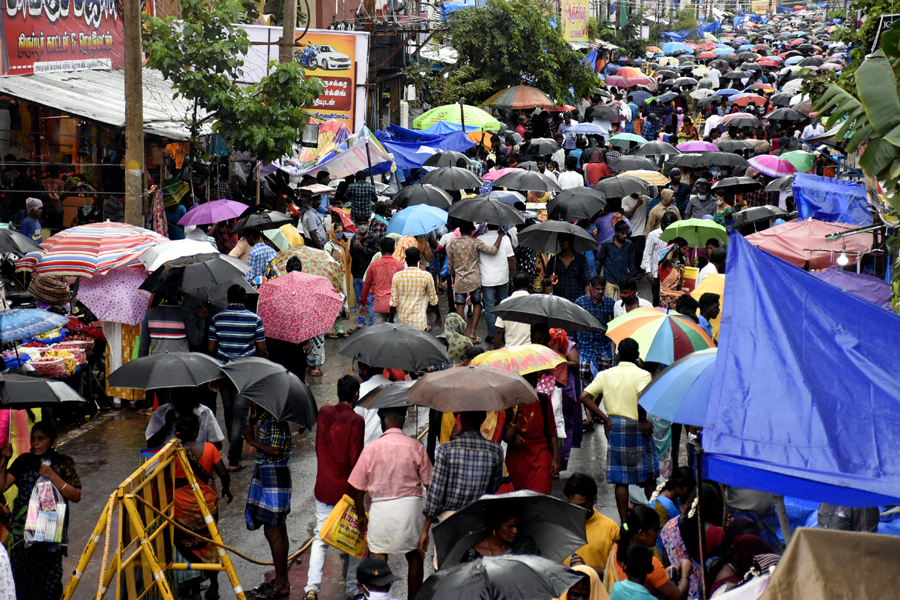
[139,239,250,274]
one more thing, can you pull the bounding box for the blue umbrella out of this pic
[715,89,741,96]
[638,349,716,427]
[629,91,653,104]
[485,190,527,206]
[739,44,754,50]
[569,122,609,135]
[0,309,70,343]
[714,48,735,55]
[386,205,448,236]
[662,42,692,55]
[785,55,804,65]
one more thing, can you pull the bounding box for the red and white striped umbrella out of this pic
[15,222,169,278]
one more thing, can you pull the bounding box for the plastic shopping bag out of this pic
[23,461,66,547]
[320,494,367,559]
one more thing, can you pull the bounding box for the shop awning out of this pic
[0,68,208,140]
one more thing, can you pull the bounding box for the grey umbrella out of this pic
[357,380,414,410]
[220,357,318,428]
[608,156,660,173]
[711,176,763,195]
[424,151,471,168]
[433,490,589,569]
[630,140,680,156]
[1,374,86,408]
[420,166,483,190]
[517,221,597,254]
[521,138,559,156]
[415,555,583,600]
[490,293,604,332]
[593,174,649,198]
[108,352,224,390]
[392,184,453,210]
[448,197,525,226]
[0,230,42,256]
[546,188,607,222]
[493,171,561,193]
[765,174,794,193]
[338,323,449,371]
[733,205,790,228]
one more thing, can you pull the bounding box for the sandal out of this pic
[325,334,340,339]
[310,368,323,377]
[304,591,318,600]
[255,582,291,600]
[136,408,154,416]
[226,463,245,472]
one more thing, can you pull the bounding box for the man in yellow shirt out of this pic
[579,338,656,524]
[563,473,619,578]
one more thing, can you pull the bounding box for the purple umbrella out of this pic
[677,141,719,152]
[811,267,893,308]
[178,199,249,226]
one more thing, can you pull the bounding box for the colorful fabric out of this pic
[0,545,14,600]
[77,268,151,326]
[659,517,701,600]
[423,430,504,519]
[246,463,292,529]
[270,245,344,294]
[606,416,659,484]
[436,312,472,364]
[604,307,715,364]
[103,322,145,402]
[138,304,202,356]
[469,344,565,376]
[389,266,438,330]
[506,396,556,494]
[26,274,71,306]
[149,190,168,238]
[209,304,265,361]
[258,272,342,344]
[0,309,69,343]
[257,412,292,464]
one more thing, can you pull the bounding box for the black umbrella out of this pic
[739,62,763,72]
[108,352,223,390]
[392,184,453,210]
[521,138,559,156]
[0,230,42,256]
[711,176,762,195]
[732,205,791,228]
[420,166,482,190]
[765,107,806,122]
[585,105,620,121]
[709,59,730,70]
[593,174,649,198]
[357,380,414,410]
[338,323,449,371]
[630,140,680,156]
[1,374,86,408]
[433,491,588,569]
[416,555,583,600]
[220,357,318,428]
[769,90,795,105]
[655,68,678,77]
[233,210,293,233]
[517,221,597,255]
[672,77,698,88]
[697,96,725,108]
[490,293,604,332]
[714,140,753,152]
[735,52,759,62]
[546,189,607,222]
[719,116,761,128]
[424,151,471,168]
[608,156,660,172]
[493,171,561,193]
[140,257,257,311]
[703,151,750,169]
[724,70,751,80]
[516,161,541,172]
[766,174,794,193]
[448,197,525,226]
[656,92,678,104]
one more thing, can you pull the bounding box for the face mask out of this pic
[334,232,344,240]
[362,587,391,600]
[697,193,707,200]
[715,200,723,206]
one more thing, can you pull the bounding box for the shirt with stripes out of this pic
[209,304,265,361]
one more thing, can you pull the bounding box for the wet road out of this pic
[58,313,620,600]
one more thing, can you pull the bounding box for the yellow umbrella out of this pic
[621,170,669,186]
[659,57,679,67]
[691,273,724,340]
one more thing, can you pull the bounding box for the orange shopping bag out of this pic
[320,494,367,558]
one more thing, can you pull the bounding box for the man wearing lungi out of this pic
[349,407,433,599]
[243,405,293,599]
[579,338,656,524]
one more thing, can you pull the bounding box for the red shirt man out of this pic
[359,237,404,322]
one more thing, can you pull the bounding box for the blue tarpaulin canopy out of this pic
[374,126,475,171]
[792,173,873,226]
[703,232,900,507]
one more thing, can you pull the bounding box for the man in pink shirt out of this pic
[349,407,433,599]
[359,237,404,324]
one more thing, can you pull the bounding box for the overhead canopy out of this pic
[745,218,872,269]
[703,232,900,507]
[0,68,208,140]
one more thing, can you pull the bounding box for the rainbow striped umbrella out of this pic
[15,222,168,278]
[605,307,715,364]
[483,85,555,110]
[469,344,565,376]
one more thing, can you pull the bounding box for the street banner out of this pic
[562,0,590,42]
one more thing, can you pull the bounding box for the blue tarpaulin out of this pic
[703,231,900,507]
[792,173,872,226]
[374,126,474,171]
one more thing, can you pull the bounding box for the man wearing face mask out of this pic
[683,178,717,219]
[355,558,400,600]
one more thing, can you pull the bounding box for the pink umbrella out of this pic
[746,219,872,269]
[720,112,757,123]
[257,272,342,344]
[77,268,152,325]
[483,168,525,182]
[748,155,798,178]
[677,141,719,152]
[605,76,629,88]
[178,199,249,226]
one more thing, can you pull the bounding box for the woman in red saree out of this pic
[503,369,559,494]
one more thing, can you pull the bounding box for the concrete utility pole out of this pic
[123,0,144,227]
[281,0,298,63]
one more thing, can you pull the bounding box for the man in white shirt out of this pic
[557,155,584,190]
[550,133,566,172]
[642,211,680,307]
[493,272,534,349]
[477,225,516,344]
[697,247,726,287]
[708,67,721,88]
[801,118,825,140]
[612,276,653,318]
[354,362,392,446]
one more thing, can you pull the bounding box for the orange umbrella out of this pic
[613,67,644,78]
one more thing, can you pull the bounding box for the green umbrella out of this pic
[780,150,815,174]
[413,104,502,131]
[660,218,727,248]
[609,133,648,147]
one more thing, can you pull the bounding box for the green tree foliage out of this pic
[144,0,322,164]
[439,0,600,103]
[670,7,699,32]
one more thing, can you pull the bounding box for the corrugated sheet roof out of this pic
[0,68,209,140]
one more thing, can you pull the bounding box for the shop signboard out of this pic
[562,0,589,42]
[238,26,369,132]
[750,0,773,15]
[0,0,156,76]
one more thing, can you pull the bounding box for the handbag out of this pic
[320,494,367,559]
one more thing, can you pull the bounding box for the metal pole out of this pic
[365,138,375,185]
[123,0,144,227]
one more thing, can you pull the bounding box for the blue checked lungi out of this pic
[246,463,292,530]
[606,415,659,485]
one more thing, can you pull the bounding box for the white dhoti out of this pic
[367,496,424,555]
